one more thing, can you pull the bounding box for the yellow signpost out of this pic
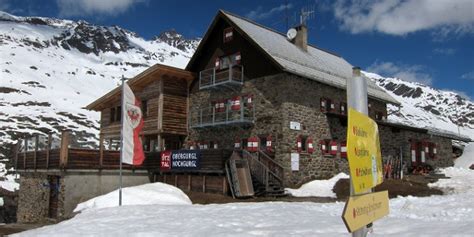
[342,190,390,233]
[346,108,383,194]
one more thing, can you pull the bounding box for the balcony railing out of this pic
[199,65,244,90]
[190,99,254,128]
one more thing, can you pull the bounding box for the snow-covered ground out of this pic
[74,182,191,212]
[286,172,349,198]
[14,168,474,237]
[454,143,474,169]
[0,163,18,192]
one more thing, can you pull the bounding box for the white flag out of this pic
[121,82,145,165]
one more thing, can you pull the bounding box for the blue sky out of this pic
[1,0,473,99]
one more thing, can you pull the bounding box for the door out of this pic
[48,175,61,219]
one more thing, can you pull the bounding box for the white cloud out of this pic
[367,61,433,85]
[56,0,147,17]
[461,71,474,80]
[246,3,292,20]
[332,0,474,37]
[433,48,456,55]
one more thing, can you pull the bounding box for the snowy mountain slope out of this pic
[1,10,473,164]
[0,11,198,159]
[364,72,474,139]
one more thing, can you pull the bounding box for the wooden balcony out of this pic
[199,65,244,90]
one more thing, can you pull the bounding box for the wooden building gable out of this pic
[86,64,195,139]
[186,10,282,88]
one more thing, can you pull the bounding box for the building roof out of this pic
[378,120,472,142]
[216,11,399,105]
[85,63,194,111]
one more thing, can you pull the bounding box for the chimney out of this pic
[293,25,308,51]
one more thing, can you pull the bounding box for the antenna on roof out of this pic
[299,5,315,26]
[285,0,289,29]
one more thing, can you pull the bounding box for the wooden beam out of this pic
[46,133,52,169]
[157,80,164,132]
[34,135,38,170]
[187,175,191,191]
[99,133,104,168]
[222,176,227,195]
[14,141,20,171]
[23,137,27,170]
[202,175,206,193]
[59,131,70,169]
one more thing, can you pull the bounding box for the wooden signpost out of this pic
[343,67,389,236]
[342,190,389,233]
[346,108,383,194]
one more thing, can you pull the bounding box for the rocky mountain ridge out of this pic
[0,11,472,163]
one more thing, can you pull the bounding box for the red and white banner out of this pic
[121,82,145,165]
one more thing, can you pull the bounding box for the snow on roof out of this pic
[381,119,473,142]
[222,11,399,105]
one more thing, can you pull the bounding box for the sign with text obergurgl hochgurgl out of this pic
[347,108,383,194]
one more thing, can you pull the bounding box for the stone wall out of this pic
[16,172,51,223]
[17,170,150,223]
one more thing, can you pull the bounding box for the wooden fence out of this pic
[14,131,160,171]
[14,131,231,172]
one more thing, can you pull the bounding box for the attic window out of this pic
[217,52,241,70]
[223,27,233,43]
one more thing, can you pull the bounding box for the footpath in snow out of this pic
[14,166,474,237]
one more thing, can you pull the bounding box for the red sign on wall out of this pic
[160,150,172,171]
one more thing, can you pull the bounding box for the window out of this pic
[109,106,122,123]
[143,136,158,152]
[116,106,122,122]
[375,111,386,121]
[242,138,248,149]
[340,102,347,115]
[223,27,233,43]
[217,52,241,70]
[259,136,267,148]
[141,100,148,117]
[301,136,307,152]
[110,107,116,122]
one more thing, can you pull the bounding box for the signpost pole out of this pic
[347,67,370,237]
[119,76,125,207]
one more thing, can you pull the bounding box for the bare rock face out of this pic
[153,29,200,53]
[60,23,131,55]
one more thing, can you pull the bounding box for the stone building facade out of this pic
[188,71,455,187]
[185,10,464,187]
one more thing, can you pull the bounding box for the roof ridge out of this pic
[220,9,342,58]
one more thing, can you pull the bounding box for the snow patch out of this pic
[285,173,349,198]
[74,182,192,213]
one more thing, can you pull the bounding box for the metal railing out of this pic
[190,98,255,128]
[199,65,244,90]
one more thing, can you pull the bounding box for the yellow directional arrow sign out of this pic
[342,190,390,233]
[347,108,383,194]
